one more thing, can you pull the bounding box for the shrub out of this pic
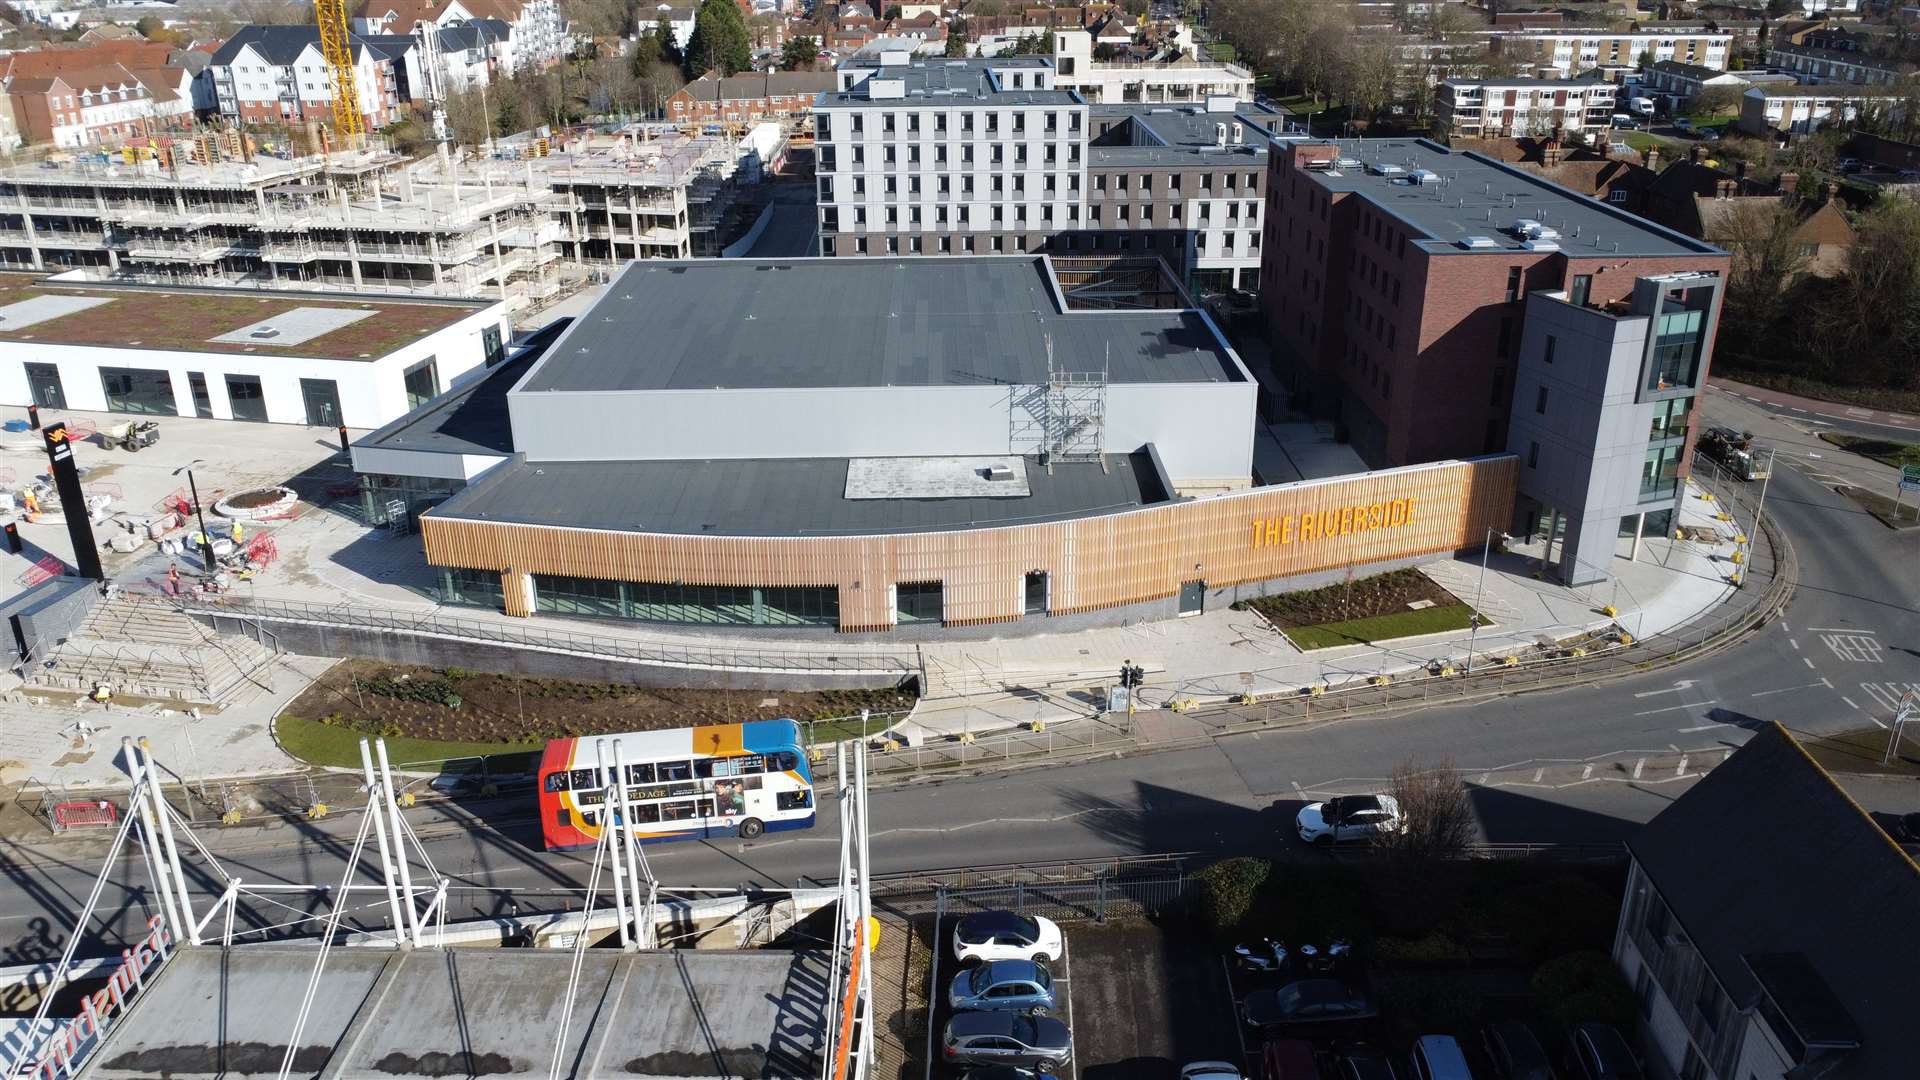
[354,675,462,708]
[1194,857,1272,937]
[443,667,474,680]
[1510,873,1622,964]
[1531,951,1636,1029]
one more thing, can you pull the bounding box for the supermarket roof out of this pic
[0,274,493,361]
[513,256,1246,393]
[72,944,829,1080]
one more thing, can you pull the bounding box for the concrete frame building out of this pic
[1049,29,1256,106]
[1495,29,1733,77]
[812,53,1286,291]
[1433,78,1618,140]
[359,256,1518,634]
[0,273,509,428]
[1258,138,1729,584]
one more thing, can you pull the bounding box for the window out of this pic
[1543,334,1556,365]
[1528,441,1540,468]
[1497,317,1514,356]
[1649,308,1706,391]
[1570,273,1593,307]
[1535,385,1549,414]
[402,356,439,409]
[896,581,943,624]
[100,367,177,415]
[1651,396,1692,441]
[1505,266,1523,302]
[482,323,505,366]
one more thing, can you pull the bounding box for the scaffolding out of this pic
[1010,335,1109,464]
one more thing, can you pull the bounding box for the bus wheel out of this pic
[738,818,765,839]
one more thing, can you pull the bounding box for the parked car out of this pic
[1408,1036,1476,1080]
[1839,157,1862,173]
[942,1012,1072,1069]
[1566,1024,1644,1080]
[1891,811,1920,843]
[1242,979,1378,1029]
[953,912,1064,964]
[1181,1060,1244,1080]
[1482,1022,1556,1080]
[1262,1040,1322,1080]
[1296,794,1405,844]
[949,959,1056,1013]
[1338,1047,1401,1080]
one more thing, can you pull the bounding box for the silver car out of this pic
[949,959,1056,1013]
[942,1012,1072,1069]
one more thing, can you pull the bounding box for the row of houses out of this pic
[0,40,209,150]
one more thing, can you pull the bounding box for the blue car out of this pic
[948,959,1056,1013]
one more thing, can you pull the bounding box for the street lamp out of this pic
[172,460,215,574]
[1464,527,1494,672]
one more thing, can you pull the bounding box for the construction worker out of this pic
[21,488,38,521]
[230,521,244,548]
[91,683,113,710]
[166,562,180,596]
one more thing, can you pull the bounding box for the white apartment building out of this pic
[352,0,565,73]
[1050,29,1255,105]
[1499,30,1732,76]
[1765,43,1912,87]
[815,55,1089,258]
[210,26,404,130]
[1434,78,1617,139]
[1736,84,1906,136]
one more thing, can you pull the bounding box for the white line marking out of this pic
[1632,758,1646,779]
[1635,701,1718,716]
[1749,682,1827,698]
[1475,773,1489,784]
[1820,677,1833,689]
[1807,627,1876,634]
[1532,768,1544,783]
[1290,781,1304,798]
[1633,680,1698,698]
[1790,407,1808,413]
[1780,620,1790,632]
[1675,755,1689,776]
[1842,696,1860,710]
[1789,638,1800,650]
[1805,657,1817,669]
[1678,723,1730,733]
[1580,764,1593,780]
[1870,716,1890,729]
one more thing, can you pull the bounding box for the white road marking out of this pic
[1842,696,1860,710]
[1675,756,1689,776]
[1789,638,1800,650]
[1532,768,1544,783]
[1807,627,1876,634]
[1635,701,1718,716]
[1632,758,1646,780]
[1805,657,1816,670]
[1633,679,1699,698]
[1749,682,1827,698]
[1821,677,1833,689]
[1678,723,1730,733]
[1790,407,1808,413]
[1821,634,1884,663]
[1580,764,1594,780]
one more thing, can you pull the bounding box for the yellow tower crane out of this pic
[314,0,365,147]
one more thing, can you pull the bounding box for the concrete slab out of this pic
[208,307,376,348]
[0,294,112,330]
[846,456,1030,499]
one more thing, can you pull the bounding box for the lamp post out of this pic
[173,460,215,574]
[1465,527,1493,672]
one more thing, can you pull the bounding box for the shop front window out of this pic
[100,367,177,415]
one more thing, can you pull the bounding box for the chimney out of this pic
[1779,170,1799,196]
[1645,145,1660,170]
[1716,178,1736,199]
[1545,138,1563,167]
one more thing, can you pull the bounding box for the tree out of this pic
[590,53,644,117]
[1717,200,1813,327]
[639,61,687,117]
[1373,757,1475,862]
[945,17,969,56]
[648,12,684,70]
[780,34,819,70]
[883,3,901,17]
[685,0,752,78]
[134,14,164,37]
[1692,84,1743,117]
[1093,41,1123,60]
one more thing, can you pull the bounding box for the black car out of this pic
[1890,811,1920,844]
[942,1011,1073,1069]
[1483,1022,1555,1080]
[1567,1024,1643,1080]
[1242,980,1378,1029]
[1337,1048,1401,1080]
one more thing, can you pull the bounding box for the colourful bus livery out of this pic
[537,719,816,851]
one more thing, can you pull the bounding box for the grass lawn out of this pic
[1820,431,1920,471]
[1620,131,1661,154]
[1801,727,1920,777]
[806,712,897,745]
[276,713,539,771]
[1283,604,1485,650]
[1838,485,1920,530]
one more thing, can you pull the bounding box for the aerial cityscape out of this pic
[0,0,1913,1077]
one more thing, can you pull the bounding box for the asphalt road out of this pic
[4,392,1918,961]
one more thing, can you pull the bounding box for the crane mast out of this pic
[315,0,365,146]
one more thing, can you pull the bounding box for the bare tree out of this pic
[1717,199,1813,316]
[1373,756,1476,861]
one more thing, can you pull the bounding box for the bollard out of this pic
[337,425,351,455]
[26,404,39,430]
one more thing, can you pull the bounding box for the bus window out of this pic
[544,772,570,793]
[570,768,598,791]
[660,800,698,821]
[630,803,660,824]
[694,758,717,779]
[777,790,812,811]
[742,775,763,791]
[772,752,800,773]
[696,798,716,817]
[658,760,693,782]
[555,809,571,828]
[626,762,655,784]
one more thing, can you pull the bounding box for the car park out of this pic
[948,959,1056,1013]
[1242,979,1378,1029]
[1566,1023,1643,1080]
[961,1067,1059,1080]
[942,1012,1073,1069]
[954,912,1064,964]
[1181,1060,1244,1080]
[1262,1039,1323,1080]
[1408,1036,1476,1080]
[1296,795,1405,844]
[1482,1022,1555,1080]
[1338,1047,1402,1080]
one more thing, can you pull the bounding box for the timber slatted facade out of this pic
[421,456,1518,632]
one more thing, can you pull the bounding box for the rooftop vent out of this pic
[982,464,1016,482]
[1409,168,1440,184]
[1369,163,1406,176]
[249,326,280,339]
[1335,157,1362,169]
[1511,217,1544,236]
[1521,239,1561,252]
[1458,236,1500,250]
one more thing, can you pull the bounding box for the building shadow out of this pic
[1465,785,1642,846]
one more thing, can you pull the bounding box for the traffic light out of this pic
[1118,661,1145,689]
[3,521,19,554]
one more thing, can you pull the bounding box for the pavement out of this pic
[738,179,819,258]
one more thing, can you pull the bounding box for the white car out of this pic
[1295,794,1405,844]
[1181,1062,1243,1080]
[953,911,1064,964]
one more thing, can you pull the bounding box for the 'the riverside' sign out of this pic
[1250,498,1419,550]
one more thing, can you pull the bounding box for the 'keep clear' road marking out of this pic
[1861,683,1920,714]
[1822,634,1885,663]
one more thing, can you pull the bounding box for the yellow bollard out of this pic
[305,802,329,820]
[1306,684,1325,697]
[397,791,416,808]
[1601,604,1617,617]
[955,731,976,744]
[1029,719,1045,732]
[1370,674,1392,687]
[220,808,243,826]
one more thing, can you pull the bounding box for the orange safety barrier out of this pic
[53,800,118,830]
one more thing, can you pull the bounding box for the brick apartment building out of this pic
[666,70,837,125]
[1260,139,1730,582]
[1433,77,1617,140]
[7,65,156,147]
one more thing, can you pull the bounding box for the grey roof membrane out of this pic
[514,257,1243,393]
[428,450,1170,537]
[1300,138,1722,258]
[356,318,571,458]
[77,944,829,1080]
[1088,104,1277,167]
[815,58,1081,108]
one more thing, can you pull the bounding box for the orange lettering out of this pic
[1282,515,1294,544]
[1339,507,1352,535]
[1300,512,1318,541]
[1265,518,1281,546]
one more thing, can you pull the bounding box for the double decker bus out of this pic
[537,719,816,851]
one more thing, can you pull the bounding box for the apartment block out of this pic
[7,65,156,148]
[1765,43,1915,87]
[1050,29,1255,105]
[209,26,409,131]
[812,53,1283,290]
[1737,84,1906,136]
[667,71,837,126]
[1434,78,1617,140]
[1496,29,1732,76]
[352,0,568,73]
[1259,139,1729,583]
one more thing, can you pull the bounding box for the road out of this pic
[3,391,1917,960]
[737,181,818,258]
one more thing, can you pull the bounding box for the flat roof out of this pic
[514,257,1244,393]
[1087,102,1279,167]
[814,58,1082,107]
[0,274,489,361]
[1292,138,1722,258]
[428,449,1171,537]
[76,945,828,1080]
[356,318,572,458]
